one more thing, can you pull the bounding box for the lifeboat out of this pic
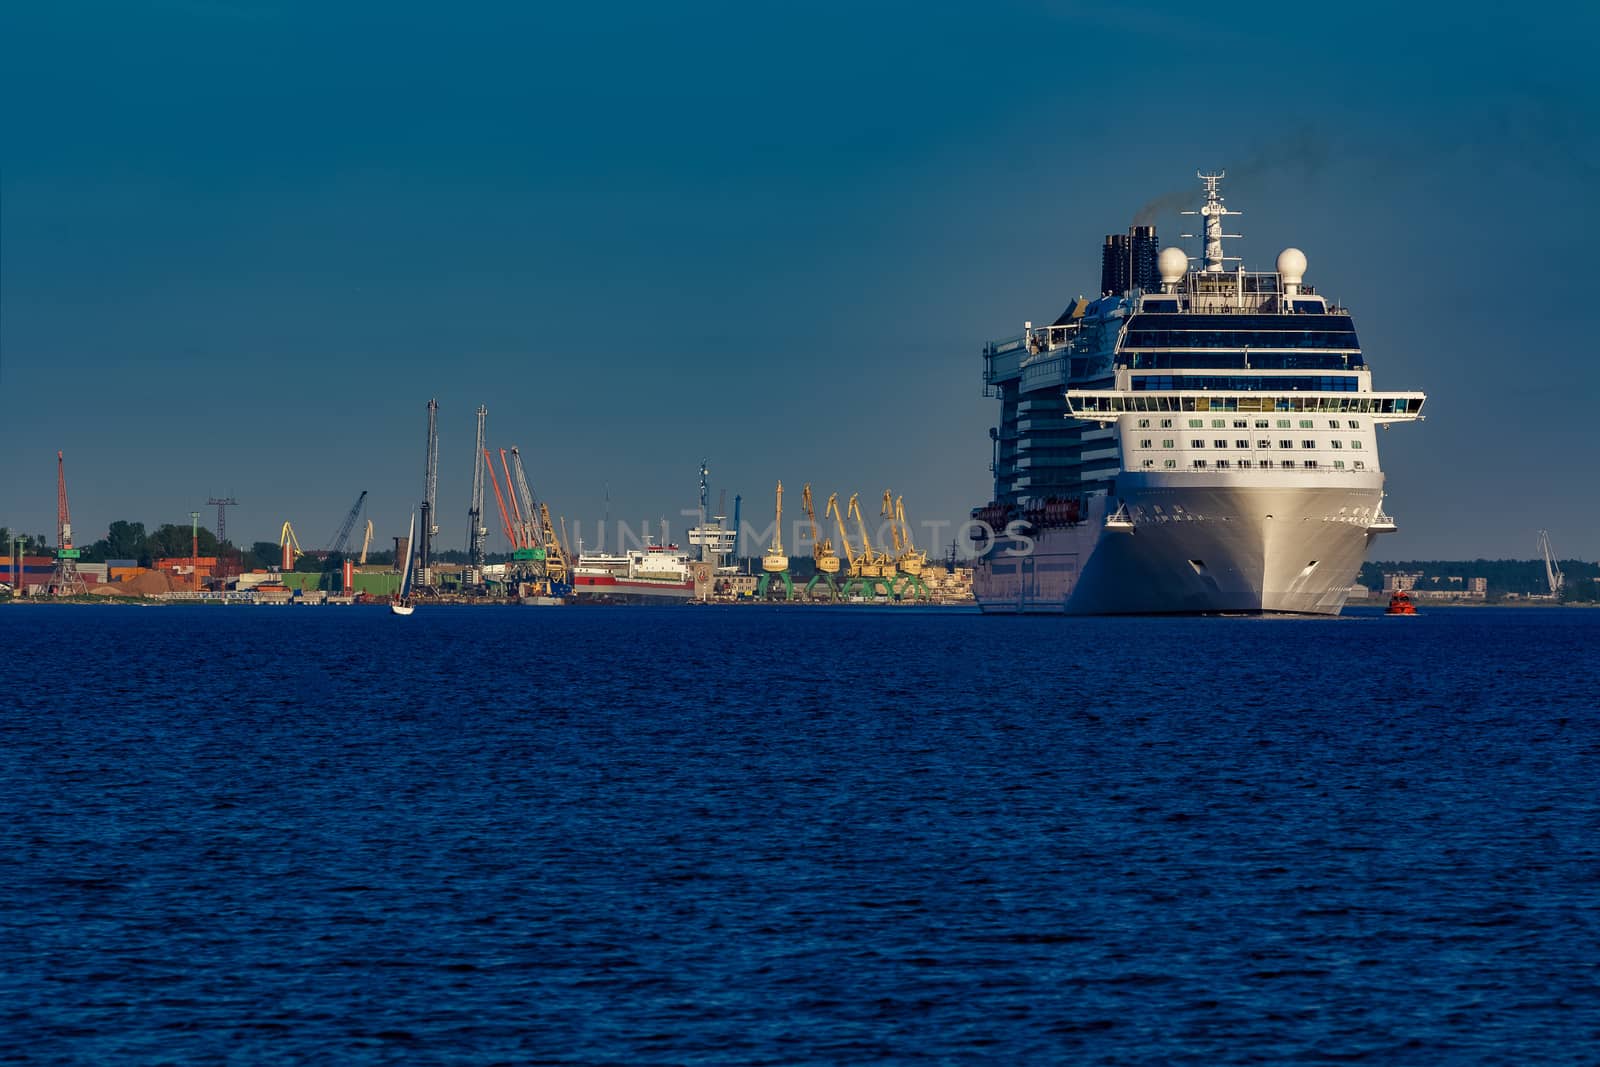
[1385,589,1418,616]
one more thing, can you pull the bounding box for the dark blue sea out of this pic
[4,605,1598,1064]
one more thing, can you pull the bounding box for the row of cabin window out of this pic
[1139,459,1367,470]
[1137,438,1364,450]
[1136,417,1362,431]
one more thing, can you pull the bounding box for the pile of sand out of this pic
[119,570,176,596]
[88,584,134,597]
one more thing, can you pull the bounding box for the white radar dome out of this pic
[1157,246,1189,284]
[1276,247,1308,285]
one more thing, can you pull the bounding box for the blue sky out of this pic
[3,1,1596,560]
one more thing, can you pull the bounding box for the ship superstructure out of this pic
[973,172,1426,614]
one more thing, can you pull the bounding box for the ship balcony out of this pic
[1016,454,1085,470]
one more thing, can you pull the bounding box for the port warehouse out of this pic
[1,557,402,597]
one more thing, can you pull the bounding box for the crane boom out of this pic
[762,481,788,573]
[827,492,856,569]
[804,483,839,576]
[509,448,541,548]
[359,519,374,565]
[881,490,903,555]
[279,521,304,572]
[894,495,926,577]
[802,484,822,552]
[484,448,517,547]
[327,490,367,555]
[848,493,883,576]
[496,448,525,547]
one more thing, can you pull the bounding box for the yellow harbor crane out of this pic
[358,519,374,565]
[278,521,304,572]
[758,481,793,599]
[845,492,893,598]
[892,494,929,599]
[802,483,839,599]
[540,503,568,587]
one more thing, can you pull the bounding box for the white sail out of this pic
[398,512,416,601]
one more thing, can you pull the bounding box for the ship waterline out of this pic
[977,481,1387,614]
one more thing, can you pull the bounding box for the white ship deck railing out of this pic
[1065,390,1426,422]
[1124,465,1390,477]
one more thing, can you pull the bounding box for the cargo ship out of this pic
[971,171,1426,614]
[569,540,697,603]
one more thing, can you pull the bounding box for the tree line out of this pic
[1,521,518,572]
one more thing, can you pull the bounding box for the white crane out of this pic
[1537,530,1565,597]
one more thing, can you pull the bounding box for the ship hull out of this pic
[569,575,695,604]
[974,477,1385,615]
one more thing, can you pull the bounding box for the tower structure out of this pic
[420,398,439,588]
[1182,171,1240,272]
[468,406,487,577]
[208,495,237,579]
[48,451,88,596]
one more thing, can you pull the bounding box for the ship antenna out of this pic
[1180,171,1243,272]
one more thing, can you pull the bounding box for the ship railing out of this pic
[1065,390,1426,422]
[1105,504,1135,533]
[1128,464,1385,477]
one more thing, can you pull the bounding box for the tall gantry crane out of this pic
[1538,530,1565,597]
[802,483,840,600]
[419,398,439,589]
[758,481,793,599]
[468,406,488,579]
[48,451,87,596]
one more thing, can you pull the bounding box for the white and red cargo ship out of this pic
[570,540,697,603]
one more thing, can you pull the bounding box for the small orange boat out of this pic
[1385,590,1418,616]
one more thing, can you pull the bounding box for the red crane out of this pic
[57,451,73,552]
[49,451,87,596]
[483,448,519,548]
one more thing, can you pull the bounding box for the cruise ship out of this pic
[972,172,1426,614]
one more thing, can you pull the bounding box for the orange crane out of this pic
[483,448,519,590]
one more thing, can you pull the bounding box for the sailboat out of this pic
[391,512,417,616]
